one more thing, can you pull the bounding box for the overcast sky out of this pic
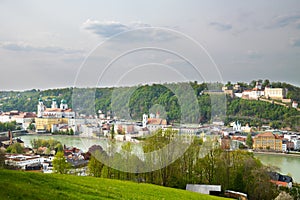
[0,0,300,90]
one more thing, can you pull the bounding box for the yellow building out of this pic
[253,132,282,151]
[35,117,69,133]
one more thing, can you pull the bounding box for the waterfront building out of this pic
[253,132,282,151]
[35,98,75,133]
[0,110,36,129]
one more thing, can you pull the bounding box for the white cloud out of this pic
[0,42,83,54]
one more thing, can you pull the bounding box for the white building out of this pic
[80,124,100,137]
[142,114,148,128]
[264,87,287,100]
[292,101,298,109]
[5,154,43,170]
[284,134,297,141]
[232,121,241,132]
[0,111,36,129]
[242,89,264,100]
[292,139,300,150]
[38,98,75,119]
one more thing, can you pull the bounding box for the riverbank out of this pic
[254,151,300,157]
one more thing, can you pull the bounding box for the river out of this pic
[19,134,300,183]
[255,153,300,183]
[20,134,108,152]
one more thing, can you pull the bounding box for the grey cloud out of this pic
[82,19,151,37]
[209,22,232,31]
[289,38,300,47]
[267,13,300,28]
[82,20,178,42]
[0,42,83,54]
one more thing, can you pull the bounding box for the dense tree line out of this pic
[1,81,300,129]
[226,98,300,130]
[52,129,74,135]
[87,129,279,200]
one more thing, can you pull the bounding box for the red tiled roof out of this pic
[232,136,246,142]
[148,118,167,125]
[270,180,288,187]
[256,132,275,138]
[45,108,63,112]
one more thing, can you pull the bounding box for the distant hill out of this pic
[0,81,299,130]
[0,169,227,200]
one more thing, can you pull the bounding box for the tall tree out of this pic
[53,151,70,174]
[246,133,253,148]
[111,124,115,140]
[6,143,23,154]
[88,152,104,177]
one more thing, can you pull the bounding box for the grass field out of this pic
[0,170,229,200]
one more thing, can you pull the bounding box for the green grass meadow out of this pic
[0,170,230,200]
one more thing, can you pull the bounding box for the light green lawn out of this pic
[0,170,230,200]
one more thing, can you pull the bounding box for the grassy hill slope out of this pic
[0,170,228,200]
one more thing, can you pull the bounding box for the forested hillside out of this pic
[0,81,299,130]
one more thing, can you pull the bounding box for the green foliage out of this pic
[30,138,61,150]
[27,122,35,131]
[52,128,74,135]
[1,81,300,129]
[55,143,64,152]
[226,98,300,130]
[85,128,277,200]
[53,151,70,174]
[0,149,5,168]
[246,133,253,148]
[0,121,17,132]
[6,143,23,154]
[88,151,105,177]
[111,124,115,139]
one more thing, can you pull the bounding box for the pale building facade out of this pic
[264,87,286,100]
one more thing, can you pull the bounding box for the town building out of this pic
[0,110,36,129]
[5,154,43,170]
[143,112,167,132]
[35,98,75,133]
[253,132,282,151]
[35,118,69,133]
[264,87,287,100]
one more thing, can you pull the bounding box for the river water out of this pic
[20,134,107,152]
[255,153,300,183]
[19,135,300,183]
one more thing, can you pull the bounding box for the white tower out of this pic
[37,98,45,118]
[60,99,68,110]
[142,114,148,128]
[51,98,58,109]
